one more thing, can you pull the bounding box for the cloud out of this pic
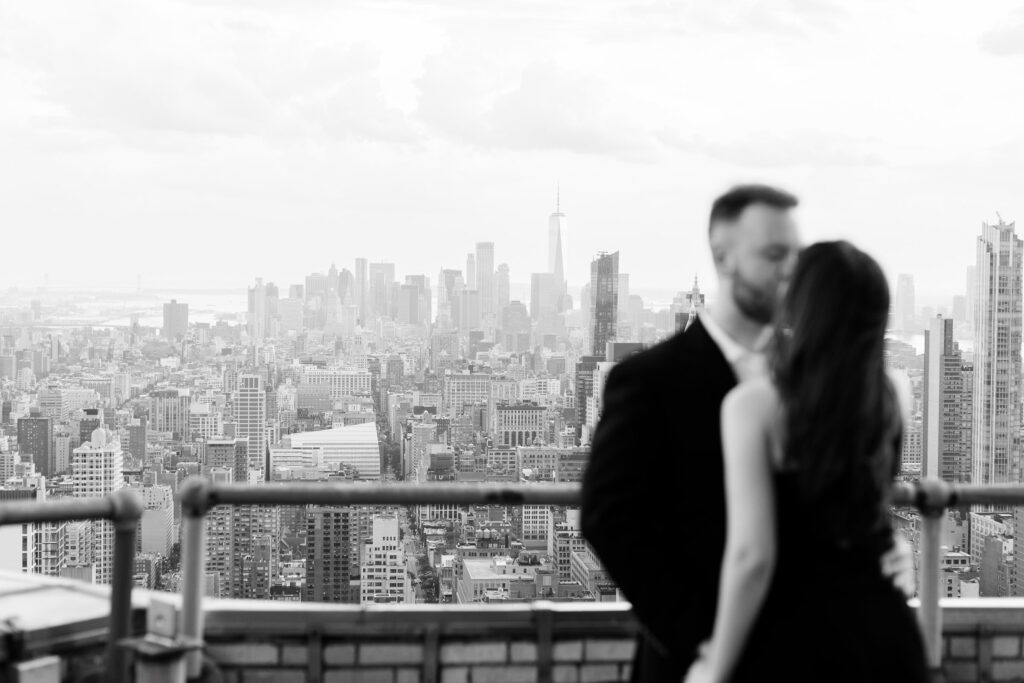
[489,64,660,160]
[658,129,884,168]
[615,0,848,39]
[1,1,418,144]
[416,58,661,162]
[301,76,421,145]
[979,9,1024,56]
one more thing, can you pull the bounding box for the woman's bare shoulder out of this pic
[723,377,780,420]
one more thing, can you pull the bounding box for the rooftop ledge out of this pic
[4,571,1024,683]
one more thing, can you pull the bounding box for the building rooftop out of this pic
[286,421,378,447]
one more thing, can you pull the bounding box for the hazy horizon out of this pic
[4,1,1023,300]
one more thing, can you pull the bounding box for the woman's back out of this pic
[686,242,928,683]
[729,393,926,683]
[767,372,907,584]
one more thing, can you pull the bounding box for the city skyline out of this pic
[0,205,999,317]
[1,193,1020,615]
[10,2,1024,673]
[4,2,1024,297]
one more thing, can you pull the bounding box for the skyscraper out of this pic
[476,242,495,316]
[438,269,463,308]
[305,272,330,303]
[530,273,558,322]
[305,506,356,603]
[368,262,395,320]
[894,274,915,332]
[205,439,249,483]
[574,355,602,434]
[17,411,53,478]
[966,266,977,329]
[404,275,432,326]
[231,505,280,600]
[360,515,412,604]
[501,301,530,352]
[590,252,619,356]
[496,263,510,312]
[149,388,190,441]
[247,278,267,344]
[235,375,267,481]
[204,467,234,598]
[338,268,353,304]
[466,253,476,291]
[923,317,971,483]
[549,192,567,291]
[78,408,103,446]
[328,262,339,296]
[264,282,279,334]
[972,217,1023,485]
[616,273,630,317]
[397,284,419,325]
[127,420,147,461]
[72,427,124,584]
[455,290,481,331]
[355,258,368,325]
[162,300,189,341]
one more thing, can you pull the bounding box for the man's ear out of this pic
[711,243,727,269]
[709,228,732,273]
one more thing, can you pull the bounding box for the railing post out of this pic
[422,626,439,683]
[109,489,144,683]
[535,601,554,683]
[179,478,211,681]
[915,479,953,683]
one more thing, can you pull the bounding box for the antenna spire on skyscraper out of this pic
[556,182,561,214]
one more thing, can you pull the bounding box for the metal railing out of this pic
[892,480,1024,677]
[176,479,581,680]
[0,488,143,683]
[1,479,1023,683]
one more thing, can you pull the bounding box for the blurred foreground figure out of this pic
[582,187,918,683]
[682,241,926,682]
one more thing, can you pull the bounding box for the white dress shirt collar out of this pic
[698,310,772,382]
[699,311,770,360]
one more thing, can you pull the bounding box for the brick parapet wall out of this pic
[203,638,637,683]
[17,599,1024,682]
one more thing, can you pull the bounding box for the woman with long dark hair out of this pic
[683,241,927,682]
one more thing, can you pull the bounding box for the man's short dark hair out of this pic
[709,184,798,234]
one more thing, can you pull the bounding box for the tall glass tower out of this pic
[972,217,1023,485]
[475,242,495,316]
[590,251,619,357]
[236,374,267,482]
[548,190,567,296]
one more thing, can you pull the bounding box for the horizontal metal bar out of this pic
[0,490,143,526]
[4,481,1024,528]
[941,485,1024,506]
[891,482,1024,509]
[187,480,1024,517]
[180,479,582,516]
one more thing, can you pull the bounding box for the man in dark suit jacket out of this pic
[582,185,916,682]
[580,185,805,681]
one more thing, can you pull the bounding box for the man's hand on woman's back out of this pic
[881,532,916,598]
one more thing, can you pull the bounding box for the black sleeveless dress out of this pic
[730,471,928,682]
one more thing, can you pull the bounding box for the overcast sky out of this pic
[3,0,1024,303]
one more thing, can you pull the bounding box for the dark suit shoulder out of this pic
[609,318,721,384]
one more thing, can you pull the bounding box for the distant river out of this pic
[49,290,247,328]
